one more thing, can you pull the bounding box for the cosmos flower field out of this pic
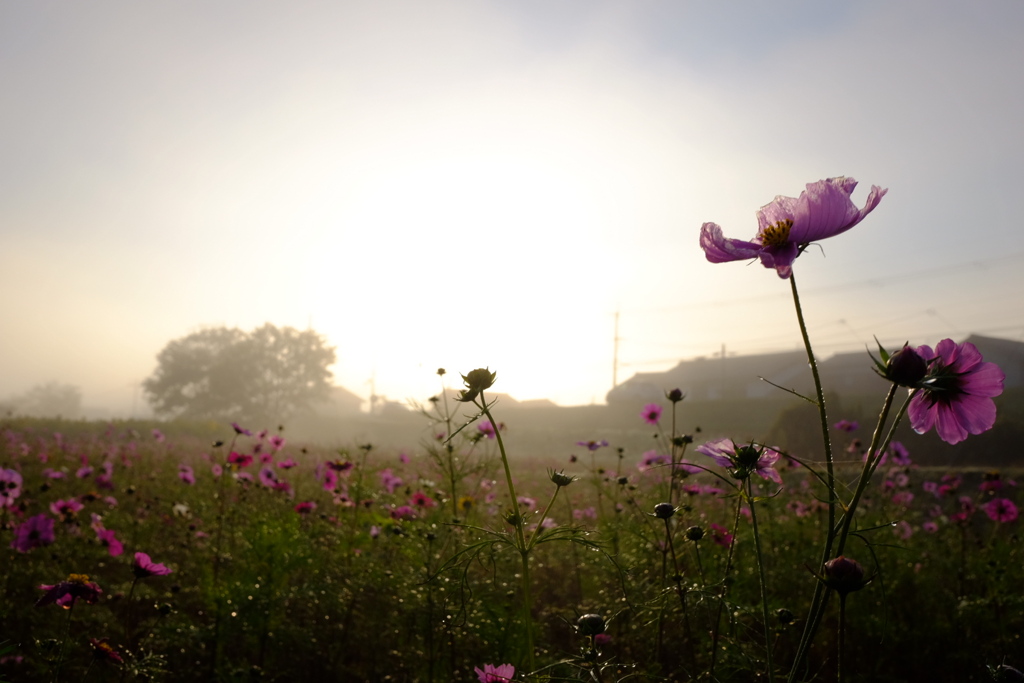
[3,178,1022,682]
[1,402,1021,682]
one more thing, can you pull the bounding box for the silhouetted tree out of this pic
[9,382,83,418]
[143,324,336,425]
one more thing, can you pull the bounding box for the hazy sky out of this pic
[2,0,1023,414]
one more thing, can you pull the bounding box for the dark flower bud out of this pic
[159,602,173,616]
[734,445,761,469]
[577,613,606,636]
[653,503,675,519]
[823,556,868,595]
[436,368,446,376]
[685,526,704,541]
[617,476,629,486]
[885,344,928,387]
[549,470,577,488]
[775,608,794,625]
[666,388,685,403]
[457,368,497,402]
[504,511,523,527]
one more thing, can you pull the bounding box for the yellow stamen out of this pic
[760,219,793,247]
[68,573,90,584]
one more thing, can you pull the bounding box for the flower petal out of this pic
[789,178,887,243]
[963,362,1005,398]
[934,404,970,445]
[700,223,761,263]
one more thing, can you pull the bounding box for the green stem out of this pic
[526,485,561,552]
[787,272,838,682]
[837,593,847,683]
[478,392,534,671]
[748,479,774,680]
[709,495,744,680]
[834,386,912,556]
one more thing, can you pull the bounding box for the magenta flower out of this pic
[132,552,172,578]
[269,434,286,450]
[475,663,515,682]
[0,468,23,507]
[390,505,417,521]
[294,501,317,514]
[36,574,103,607]
[277,457,298,469]
[833,420,858,432]
[700,179,884,280]
[231,422,252,436]
[696,438,783,485]
[258,466,278,487]
[11,514,56,552]
[380,468,403,494]
[984,498,1019,524]
[96,528,124,557]
[50,498,84,519]
[477,420,497,440]
[701,177,886,278]
[410,491,437,508]
[640,404,662,425]
[178,464,196,485]
[576,439,609,451]
[709,523,733,548]
[227,451,253,468]
[908,340,1005,445]
[637,450,669,472]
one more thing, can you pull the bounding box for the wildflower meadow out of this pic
[2,178,1022,682]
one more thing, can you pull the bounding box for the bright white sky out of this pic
[2,0,1023,414]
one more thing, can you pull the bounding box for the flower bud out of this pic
[666,388,685,403]
[549,470,577,488]
[653,503,675,519]
[885,344,928,387]
[823,556,867,595]
[775,607,794,625]
[457,368,497,402]
[685,525,705,542]
[577,613,606,636]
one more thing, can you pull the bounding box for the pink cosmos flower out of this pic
[638,450,668,472]
[0,468,22,507]
[380,468,403,494]
[133,552,172,578]
[294,501,317,515]
[887,441,912,466]
[277,458,298,469]
[36,574,103,607]
[478,420,496,440]
[178,465,196,485]
[152,429,165,443]
[984,498,1019,524]
[76,465,94,479]
[227,451,253,468]
[576,439,609,451]
[50,498,84,519]
[908,340,1005,445]
[96,528,124,557]
[700,177,887,279]
[475,663,515,682]
[269,435,285,450]
[11,514,55,552]
[89,638,123,663]
[696,438,783,485]
[833,420,859,432]
[390,505,417,521]
[640,404,662,425]
[410,491,437,508]
[259,466,279,487]
[709,523,733,548]
[231,422,252,436]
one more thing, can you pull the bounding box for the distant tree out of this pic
[143,324,336,425]
[10,382,83,418]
